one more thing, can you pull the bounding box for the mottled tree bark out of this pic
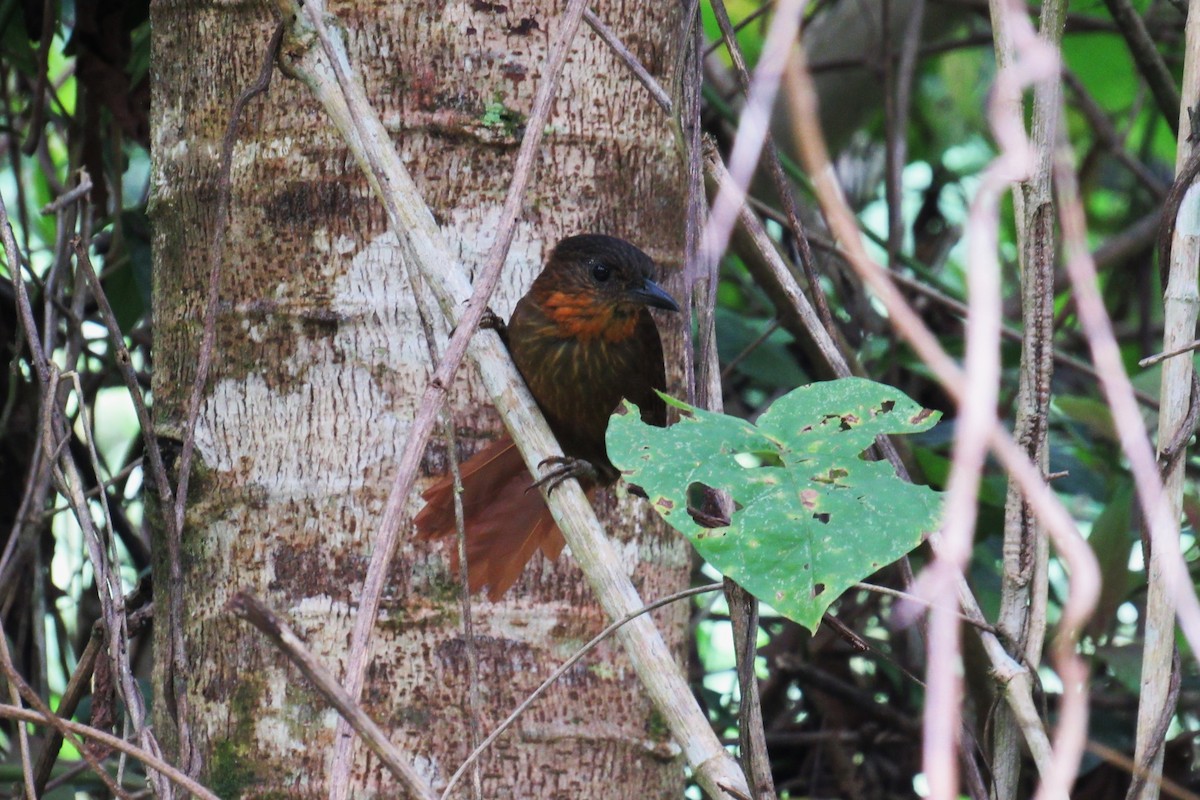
[150,1,689,796]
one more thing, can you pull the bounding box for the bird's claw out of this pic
[479,308,507,335]
[529,456,598,495]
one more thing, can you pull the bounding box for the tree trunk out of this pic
[150,1,689,796]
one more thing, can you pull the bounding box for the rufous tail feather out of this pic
[415,437,582,600]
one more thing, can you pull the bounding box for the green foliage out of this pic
[608,378,942,630]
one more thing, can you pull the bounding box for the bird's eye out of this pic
[591,262,612,282]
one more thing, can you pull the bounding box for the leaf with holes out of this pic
[607,378,942,631]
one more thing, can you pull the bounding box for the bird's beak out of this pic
[630,278,680,312]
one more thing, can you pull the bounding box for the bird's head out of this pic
[531,234,679,342]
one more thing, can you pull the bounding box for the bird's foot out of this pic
[530,456,599,495]
[479,307,507,336]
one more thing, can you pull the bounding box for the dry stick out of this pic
[1088,738,1200,800]
[0,620,36,800]
[1053,140,1200,800]
[1140,338,1200,368]
[167,23,285,777]
[853,583,999,632]
[595,13,1051,790]
[0,704,220,800]
[0,189,49,387]
[439,583,725,799]
[1129,3,1200,795]
[44,376,165,794]
[226,593,437,800]
[33,625,103,793]
[782,29,1100,796]
[72,238,173,536]
[411,272,483,800]
[1126,652,1184,800]
[306,0,592,789]
[699,0,804,288]
[1101,0,1181,137]
[991,0,1065,793]
[1061,71,1168,199]
[446,416,484,800]
[0,619,129,800]
[684,5,774,798]
[708,0,837,338]
[272,4,748,798]
[720,318,782,381]
[912,3,1024,787]
[41,172,94,214]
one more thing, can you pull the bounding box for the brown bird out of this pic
[414,234,678,600]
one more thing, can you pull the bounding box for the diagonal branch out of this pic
[272,2,751,798]
[228,592,437,800]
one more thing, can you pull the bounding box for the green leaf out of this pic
[607,378,942,631]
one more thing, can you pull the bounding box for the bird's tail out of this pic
[414,436,571,601]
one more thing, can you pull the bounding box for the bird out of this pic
[414,234,679,600]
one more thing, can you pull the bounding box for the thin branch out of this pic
[783,23,1100,794]
[708,0,837,341]
[0,704,220,800]
[699,0,804,290]
[227,592,437,800]
[272,3,751,797]
[41,172,94,214]
[439,583,724,799]
[1087,737,1200,800]
[853,582,998,632]
[0,622,130,799]
[1100,0,1181,136]
[72,236,173,528]
[1128,2,1200,795]
[313,0,595,788]
[1139,337,1200,368]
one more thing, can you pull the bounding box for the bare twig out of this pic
[1088,737,1200,800]
[708,0,837,340]
[0,621,129,799]
[1100,0,1181,135]
[312,0,594,788]
[0,704,221,800]
[884,0,927,266]
[439,583,724,799]
[783,23,1099,794]
[72,237,173,525]
[853,582,998,632]
[699,0,804,289]
[1128,3,1200,796]
[990,0,1065,792]
[272,3,750,797]
[0,623,36,799]
[1139,337,1200,368]
[40,172,94,214]
[227,592,437,800]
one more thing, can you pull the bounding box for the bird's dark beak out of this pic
[630,278,679,312]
